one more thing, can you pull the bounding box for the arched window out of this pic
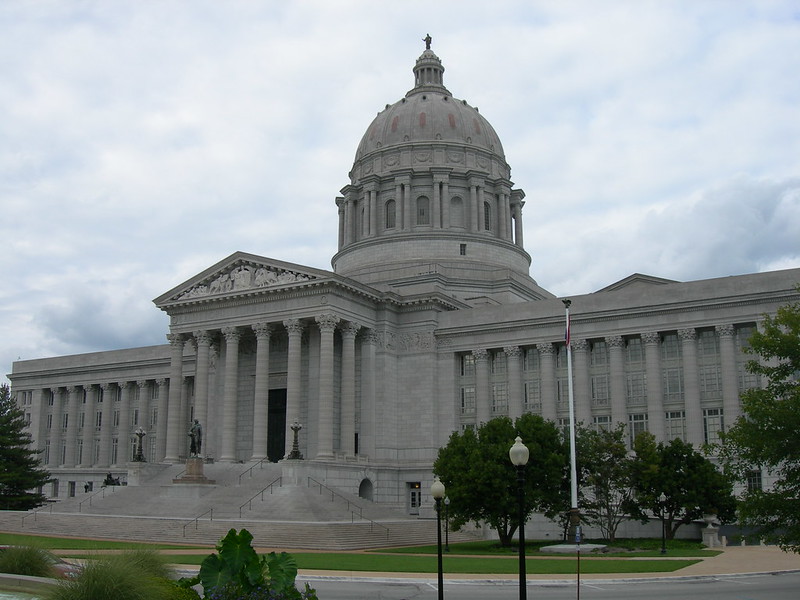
[450,196,465,228]
[416,196,430,226]
[385,199,396,229]
[359,478,374,501]
[484,201,492,231]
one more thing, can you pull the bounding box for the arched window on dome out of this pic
[385,199,396,230]
[450,196,465,228]
[416,196,430,226]
[484,201,492,232]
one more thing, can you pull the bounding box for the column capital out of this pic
[606,335,625,349]
[315,313,340,332]
[166,333,185,346]
[641,331,660,345]
[156,378,167,387]
[341,321,362,338]
[100,383,113,392]
[572,339,589,352]
[193,330,212,345]
[715,323,735,337]
[678,328,697,341]
[503,345,522,358]
[222,326,241,342]
[252,322,272,339]
[363,329,380,345]
[136,379,148,389]
[283,318,305,335]
[117,381,130,389]
[472,348,489,361]
[537,342,555,356]
[66,385,80,394]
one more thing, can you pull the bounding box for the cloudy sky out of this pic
[3,1,799,383]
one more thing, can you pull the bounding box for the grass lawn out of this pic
[0,532,209,551]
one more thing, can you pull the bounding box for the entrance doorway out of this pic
[407,482,421,515]
[267,389,287,462]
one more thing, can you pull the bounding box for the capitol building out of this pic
[10,42,800,512]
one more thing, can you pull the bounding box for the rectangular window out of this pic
[46,414,53,429]
[591,375,609,407]
[48,391,55,406]
[151,408,158,427]
[625,337,644,364]
[663,368,684,402]
[557,417,570,436]
[665,410,686,441]
[113,410,120,427]
[460,386,476,415]
[698,329,719,357]
[111,438,118,465]
[132,409,139,426]
[62,413,69,430]
[460,354,475,377]
[78,412,85,429]
[557,377,570,406]
[492,383,508,414]
[746,470,763,492]
[661,333,681,360]
[628,413,649,446]
[591,341,608,366]
[95,411,102,430]
[459,243,466,256]
[491,352,506,375]
[524,380,541,411]
[626,372,647,405]
[703,408,724,444]
[593,415,611,432]
[699,365,722,400]
[523,348,539,372]
[44,441,50,464]
[150,385,159,400]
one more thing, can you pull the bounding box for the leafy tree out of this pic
[433,414,569,547]
[629,432,736,540]
[0,383,50,510]
[575,424,635,542]
[718,297,800,552]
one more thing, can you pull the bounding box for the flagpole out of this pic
[563,298,581,600]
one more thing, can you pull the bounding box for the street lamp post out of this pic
[444,496,451,552]
[431,477,446,600]
[659,492,667,555]
[509,436,530,600]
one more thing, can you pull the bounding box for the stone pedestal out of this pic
[173,457,215,484]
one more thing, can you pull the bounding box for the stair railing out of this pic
[237,457,272,485]
[77,484,117,513]
[238,476,283,517]
[182,508,213,537]
[21,502,54,527]
[307,477,389,538]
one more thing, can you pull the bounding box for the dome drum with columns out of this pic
[8,38,800,525]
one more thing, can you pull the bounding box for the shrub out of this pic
[0,545,56,577]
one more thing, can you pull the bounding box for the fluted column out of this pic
[283,319,304,458]
[394,182,403,230]
[642,332,665,440]
[572,339,592,426]
[63,386,80,467]
[504,346,523,419]
[251,322,272,460]
[79,385,95,467]
[473,349,490,425]
[98,383,114,467]
[193,331,212,432]
[343,198,353,245]
[219,327,241,462]
[538,343,557,421]
[154,379,167,460]
[341,322,360,456]
[164,333,184,462]
[441,180,450,228]
[402,182,412,230]
[136,380,150,435]
[117,382,131,464]
[470,183,479,232]
[49,389,64,468]
[316,314,340,459]
[513,204,524,246]
[369,189,378,237]
[679,328,703,445]
[607,336,626,427]
[336,198,345,249]
[717,324,740,427]
[360,329,378,458]
[432,181,441,228]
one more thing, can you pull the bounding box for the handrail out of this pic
[307,477,389,537]
[238,476,282,518]
[182,508,213,537]
[21,502,54,528]
[237,457,271,485]
[77,484,117,513]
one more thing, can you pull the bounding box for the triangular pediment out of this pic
[154,251,334,306]
[595,273,678,293]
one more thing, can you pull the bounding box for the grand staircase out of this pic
[1,462,476,550]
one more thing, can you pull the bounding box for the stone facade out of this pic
[9,43,800,513]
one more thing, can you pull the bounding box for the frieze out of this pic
[174,263,315,301]
[447,151,464,163]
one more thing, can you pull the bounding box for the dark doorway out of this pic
[267,389,287,462]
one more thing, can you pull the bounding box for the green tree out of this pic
[0,383,50,510]
[629,432,736,540]
[575,424,635,542]
[433,414,568,547]
[718,298,800,552]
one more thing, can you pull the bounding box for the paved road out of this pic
[303,571,800,600]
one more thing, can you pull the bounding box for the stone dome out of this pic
[354,49,506,164]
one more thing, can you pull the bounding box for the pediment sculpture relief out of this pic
[175,264,314,300]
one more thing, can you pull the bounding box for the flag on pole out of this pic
[565,311,571,347]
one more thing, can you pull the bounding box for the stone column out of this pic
[441,180,450,228]
[513,203,524,247]
[63,386,80,467]
[504,346,523,419]
[473,348,490,425]
[165,333,185,462]
[283,319,304,458]
[98,383,114,467]
[117,382,131,464]
[432,180,441,228]
[470,182,479,232]
[251,322,271,460]
[679,328,703,445]
[79,385,95,467]
[716,324,740,427]
[154,379,167,461]
[136,380,150,437]
[538,343,557,421]
[341,321,360,456]
[360,329,378,458]
[572,340,592,426]
[343,198,353,245]
[316,314,340,459]
[394,182,403,230]
[336,198,345,249]
[220,326,241,462]
[193,331,212,433]
[478,188,486,231]
[48,389,64,468]
[607,336,626,427]
[402,183,412,230]
[642,332,665,440]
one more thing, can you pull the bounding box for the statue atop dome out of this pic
[423,33,432,50]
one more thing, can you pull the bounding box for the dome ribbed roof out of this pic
[355,47,505,160]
